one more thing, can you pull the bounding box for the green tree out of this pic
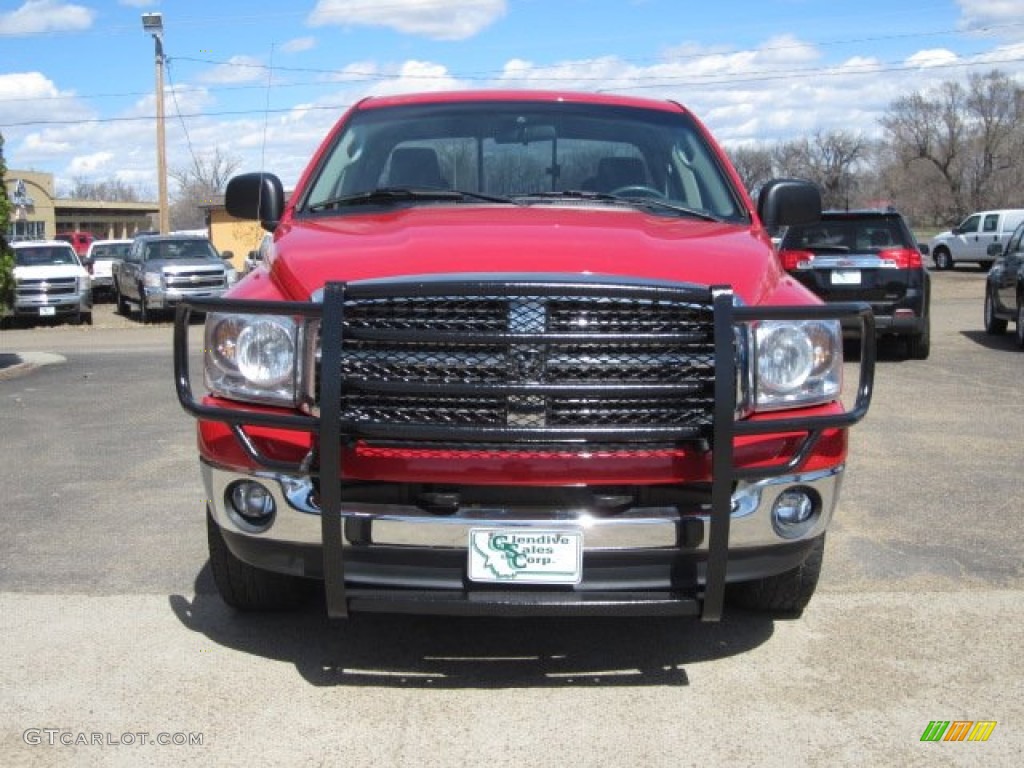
[0,132,15,317]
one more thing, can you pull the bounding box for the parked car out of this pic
[929,208,1024,270]
[982,220,1024,347]
[7,240,92,326]
[778,209,931,359]
[111,234,234,322]
[171,89,876,622]
[83,238,132,297]
[55,231,96,259]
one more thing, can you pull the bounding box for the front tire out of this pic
[115,283,130,316]
[206,509,311,611]
[984,289,1008,335]
[726,536,824,616]
[933,247,953,270]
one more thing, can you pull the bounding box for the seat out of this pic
[386,147,448,189]
[582,157,647,193]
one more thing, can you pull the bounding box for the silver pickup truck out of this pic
[112,234,235,322]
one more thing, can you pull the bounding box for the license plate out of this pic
[39,306,56,316]
[468,528,583,584]
[830,269,861,285]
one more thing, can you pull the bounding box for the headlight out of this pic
[751,319,842,411]
[144,272,163,289]
[205,313,301,406]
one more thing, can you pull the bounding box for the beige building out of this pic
[6,170,159,242]
[202,197,265,271]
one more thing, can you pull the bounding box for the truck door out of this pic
[978,213,1001,263]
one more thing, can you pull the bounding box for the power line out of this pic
[2,19,1023,106]
[3,51,1023,130]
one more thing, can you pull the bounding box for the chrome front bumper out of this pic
[202,460,843,554]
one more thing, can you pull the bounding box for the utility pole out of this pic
[142,13,169,234]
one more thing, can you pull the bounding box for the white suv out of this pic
[8,240,93,325]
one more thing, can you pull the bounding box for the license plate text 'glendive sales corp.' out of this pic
[468,529,583,584]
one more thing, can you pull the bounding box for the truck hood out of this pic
[269,206,785,305]
[14,264,87,279]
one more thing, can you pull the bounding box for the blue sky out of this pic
[1,0,1023,197]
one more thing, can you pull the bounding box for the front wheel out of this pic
[725,536,824,616]
[933,247,953,270]
[984,289,1008,335]
[138,291,151,323]
[206,509,312,611]
[115,283,130,316]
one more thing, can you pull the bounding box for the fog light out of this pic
[772,487,819,539]
[227,481,276,532]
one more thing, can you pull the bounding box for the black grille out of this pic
[317,280,718,448]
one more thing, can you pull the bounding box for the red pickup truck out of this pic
[174,90,874,620]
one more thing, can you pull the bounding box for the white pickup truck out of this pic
[929,208,1024,270]
[7,240,92,326]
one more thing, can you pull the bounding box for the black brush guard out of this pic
[174,276,875,620]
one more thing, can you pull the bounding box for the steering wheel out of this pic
[609,185,666,199]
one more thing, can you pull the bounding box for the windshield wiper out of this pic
[515,190,722,221]
[307,187,518,211]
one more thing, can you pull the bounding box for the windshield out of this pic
[14,246,79,267]
[90,243,131,259]
[144,239,219,261]
[783,218,905,254]
[301,100,746,221]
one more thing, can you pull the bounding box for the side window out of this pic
[959,214,980,234]
[982,214,999,233]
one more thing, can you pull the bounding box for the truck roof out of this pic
[353,89,690,116]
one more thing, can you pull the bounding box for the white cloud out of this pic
[280,36,316,54]
[0,0,94,36]
[308,0,505,41]
[906,49,961,68]
[0,72,85,126]
[68,151,115,175]
[956,0,1024,39]
[197,56,267,85]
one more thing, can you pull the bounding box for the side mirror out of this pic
[918,243,930,256]
[757,179,822,231]
[225,172,285,231]
[221,250,234,260]
[951,226,962,235]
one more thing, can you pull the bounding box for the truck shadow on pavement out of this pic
[169,564,775,688]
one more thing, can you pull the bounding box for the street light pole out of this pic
[142,13,169,234]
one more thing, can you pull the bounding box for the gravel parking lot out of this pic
[1,268,1021,767]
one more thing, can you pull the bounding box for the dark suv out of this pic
[778,209,931,359]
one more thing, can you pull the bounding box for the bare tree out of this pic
[169,147,241,230]
[64,176,141,202]
[770,130,866,209]
[879,69,1024,222]
[728,145,775,194]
